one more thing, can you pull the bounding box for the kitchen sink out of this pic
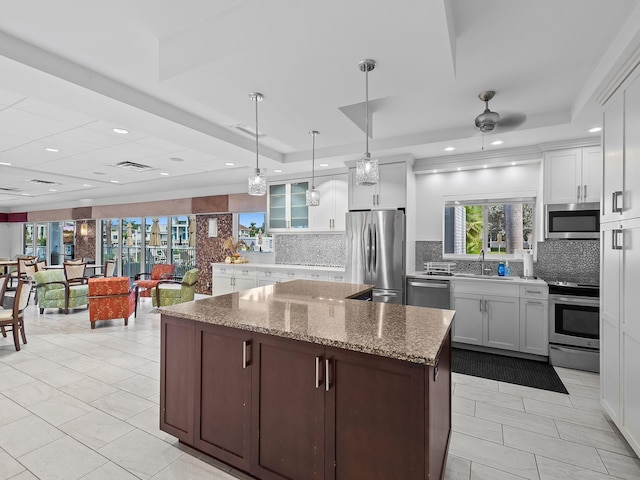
[452,273,515,281]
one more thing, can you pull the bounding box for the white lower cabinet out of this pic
[519,299,549,356]
[451,293,483,346]
[213,264,347,295]
[212,265,257,296]
[452,280,548,356]
[483,295,520,352]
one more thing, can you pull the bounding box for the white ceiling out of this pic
[1,0,639,212]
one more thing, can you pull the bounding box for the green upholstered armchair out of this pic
[33,269,89,314]
[152,268,199,307]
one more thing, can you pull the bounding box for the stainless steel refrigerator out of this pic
[345,210,405,304]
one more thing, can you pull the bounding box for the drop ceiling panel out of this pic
[13,97,96,125]
[82,120,150,141]
[61,127,132,147]
[0,106,79,135]
[0,88,26,107]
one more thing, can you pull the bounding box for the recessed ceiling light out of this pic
[21,193,29,196]
[225,162,235,166]
[169,157,184,162]
[274,169,283,173]
[83,184,92,187]
[589,126,602,133]
[110,180,119,183]
[112,128,129,134]
[160,172,169,176]
[45,147,60,152]
[319,163,329,167]
[433,170,437,174]
[511,162,516,166]
[483,165,488,168]
[491,140,503,146]
[445,146,455,152]
[49,189,57,192]
[457,167,461,171]
[0,162,11,166]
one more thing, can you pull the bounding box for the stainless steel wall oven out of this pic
[548,281,599,372]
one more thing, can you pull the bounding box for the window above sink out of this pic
[443,195,536,262]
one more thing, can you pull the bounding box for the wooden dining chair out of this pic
[64,261,88,286]
[0,279,30,351]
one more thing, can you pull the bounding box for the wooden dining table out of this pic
[0,260,17,275]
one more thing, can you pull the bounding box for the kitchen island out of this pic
[159,280,455,480]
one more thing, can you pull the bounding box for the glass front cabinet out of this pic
[268,181,309,231]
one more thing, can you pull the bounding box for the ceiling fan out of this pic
[474,90,526,133]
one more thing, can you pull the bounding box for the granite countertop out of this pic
[212,263,345,272]
[160,280,454,366]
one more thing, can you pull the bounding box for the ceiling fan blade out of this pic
[498,112,527,130]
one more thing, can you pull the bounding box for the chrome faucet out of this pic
[479,249,491,276]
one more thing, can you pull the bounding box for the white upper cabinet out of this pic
[348,162,407,210]
[268,180,309,232]
[543,147,602,204]
[307,174,348,231]
[602,71,640,223]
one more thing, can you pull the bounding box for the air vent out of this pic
[230,123,266,138]
[29,179,60,185]
[113,161,152,172]
[0,187,19,192]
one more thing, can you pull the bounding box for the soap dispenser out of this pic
[497,261,505,276]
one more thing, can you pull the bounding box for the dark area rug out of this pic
[452,348,569,394]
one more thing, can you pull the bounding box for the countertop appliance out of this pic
[545,203,600,240]
[548,280,599,372]
[406,278,450,309]
[346,210,405,304]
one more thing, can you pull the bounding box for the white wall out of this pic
[415,162,542,241]
[0,223,23,258]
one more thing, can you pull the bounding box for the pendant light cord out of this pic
[365,67,369,156]
[311,133,315,188]
[255,97,259,171]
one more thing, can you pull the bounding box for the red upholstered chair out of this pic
[88,277,139,329]
[134,264,176,297]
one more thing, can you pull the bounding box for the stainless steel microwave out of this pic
[545,203,600,239]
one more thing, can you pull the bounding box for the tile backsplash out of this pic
[274,234,346,267]
[415,240,599,283]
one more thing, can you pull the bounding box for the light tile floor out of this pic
[0,299,637,480]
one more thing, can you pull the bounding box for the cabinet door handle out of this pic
[527,301,543,305]
[583,184,587,200]
[577,185,581,202]
[242,340,249,368]
[479,299,482,312]
[612,191,623,213]
[484,300,487,312]
[525,289,540,295]
[325,358,331,392]
[612,229,624,250]
[315,356,322,388]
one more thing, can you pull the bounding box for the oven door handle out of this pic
[549,295,599,305]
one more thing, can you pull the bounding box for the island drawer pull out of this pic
[315,356,322,388]
[242,340,250,368]
[325,358,331,392]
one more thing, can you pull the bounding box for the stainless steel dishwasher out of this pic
[406,277,451,309]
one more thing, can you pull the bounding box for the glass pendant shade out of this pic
[306,188,320,206]
[356,152,379,186]
[356,59,378,186]
[248,168,266,196]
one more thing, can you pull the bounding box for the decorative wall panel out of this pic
[195,213,233,295]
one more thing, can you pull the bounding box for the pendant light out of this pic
[247,92,266,196]
[306,130,320,206]
[356,59,379,186]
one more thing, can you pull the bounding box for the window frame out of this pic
[441,194,537,262]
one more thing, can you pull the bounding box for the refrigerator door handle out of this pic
[372,224,377,274]
[365,224,372,275]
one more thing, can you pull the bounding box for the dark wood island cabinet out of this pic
[160,280,454,480]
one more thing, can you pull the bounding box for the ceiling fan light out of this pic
[356,153,379,186]
[248,168,266,196]
[475,110,500,132]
